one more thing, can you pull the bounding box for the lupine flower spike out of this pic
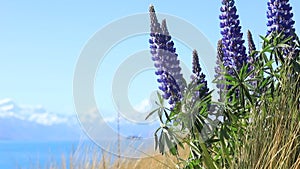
[161,19,186,93]
[191,50,209,101]
[149,5,185,108]
[266,0,296,40]
[220,0,248,72]
[267,0,298,58]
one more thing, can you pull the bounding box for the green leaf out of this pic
[277,43,290,48]
[241,84,253,104]
[173,134,184,149]
[159,130,165,154]
[154,127,161,150]
[164,132,177,155]
[157,91,164,105]
[164,109,171,122]
[261,45,273,53]
[224,74,235,81]
[281,35,293,44]
[145,108,159,120]
[206,138,220,144]
[260,34,271,43]
[158,108,163,123]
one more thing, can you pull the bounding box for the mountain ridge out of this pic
[0,98,82,141]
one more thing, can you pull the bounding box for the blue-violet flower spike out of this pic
[267,0,296,40]
[149,5,185,109]
[220,0,248,72]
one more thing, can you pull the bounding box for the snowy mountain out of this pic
[0,99,82,141]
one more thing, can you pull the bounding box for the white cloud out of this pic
[103,116,117,123]
[134,99,151,113]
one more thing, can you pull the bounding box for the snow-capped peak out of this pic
[0,98,13,105]
[0,98,20,112]
[0,99,75,126]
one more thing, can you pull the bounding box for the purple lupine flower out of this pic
[158,71,182,105]
[149,5,162,63]
[191,50,209,101]
[161,19,186,93]
[220,0,247,72]
[266,0,296,40]
[149,5,185,108]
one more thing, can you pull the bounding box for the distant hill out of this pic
[0,98,159,141]
[0,98,82,141]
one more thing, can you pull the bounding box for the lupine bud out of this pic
[215,40,225,101]
[247,30,257,86]
[247,30,256,68]
[247,30,256,55]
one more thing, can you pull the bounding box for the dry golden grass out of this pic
[233,70,300,169]
[47,142,190,169]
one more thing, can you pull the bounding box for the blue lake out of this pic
[0,140,87,169]
[0,138,155,168]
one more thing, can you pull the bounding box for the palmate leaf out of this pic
[230,64,254,105]
[164,129,178,155]
[155,126,180,155]
[186,138,218,169]
[260,34,272,43]
[146,92,168,122]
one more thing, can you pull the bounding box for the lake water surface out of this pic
[0,140,82,169]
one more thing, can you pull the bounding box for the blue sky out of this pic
[0,0,299,116]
